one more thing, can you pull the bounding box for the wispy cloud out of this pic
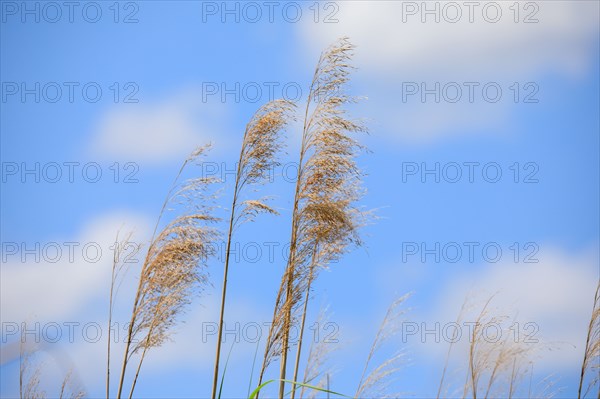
[89,88,230,164]
[1,212,151,325]
[298,1,599,142]
[418,246,598,371]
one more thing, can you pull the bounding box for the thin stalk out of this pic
[106,288,113,399]
[128,274,189,399]
[116,156,192,399]
[247,340,262,398]
[484,349,502,399]
[290,279,312,399]
[19,341,23,399]
[437,303,466,399]
[257,296,281,398]
[291,250,318,399]
[106,235,119,399]
[211,142,245,399]
[128,304,165,399]
[210,191,238,399]
[469,322,477,399]
[218,342,236,399]
[279,264,295,398]
[128,345,149,399]
[467,297,494,399]
[116,278,142,399]
[116,238,157,399]
[508,357,517,399]
[59,378,67,399]
[278,53,322,399]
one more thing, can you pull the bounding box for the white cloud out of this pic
[0,211,156,395]
[298,1,599,141]
[90,89,230,164]
[301,1,598,78]
[0,211,152,331]
[411,247,599,374]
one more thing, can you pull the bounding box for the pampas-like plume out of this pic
[115,145,219,399]
[299,307,338,399]
[437,299,469,399]
[58,370,85,399]
[210,99,295,399]
[463,297,538,399]
[578,281,600,399]
[107,232,141,399]
[20,343,44,399]
[19,342,85,399]
[257,37,367,398]
[355,294,410,398]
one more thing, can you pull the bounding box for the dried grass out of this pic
[257,36,368,399]
[355,294,410,398]
[20,343,44,399]
[461,296,550,399]
[18,36,599,399]
[299,307,338,399]
[19,343,84,399]
[115,145,219,399]
[211,99,295,399]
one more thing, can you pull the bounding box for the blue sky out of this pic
[1,1,599,398]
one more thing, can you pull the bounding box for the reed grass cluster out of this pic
[256,37,368,399]
[463,298,537,399]
[14,37,600,399]
[110,145,220,399]
[355,294,411,398]
[211,99,295,399]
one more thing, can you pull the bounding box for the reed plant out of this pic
[15,37,600,399]
[256,36,367,399]
[210,99,295,399]
[112,145,220,399]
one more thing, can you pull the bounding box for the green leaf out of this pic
[248,379,349,399]
[247,339,261,398]
[217,342,235,399]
